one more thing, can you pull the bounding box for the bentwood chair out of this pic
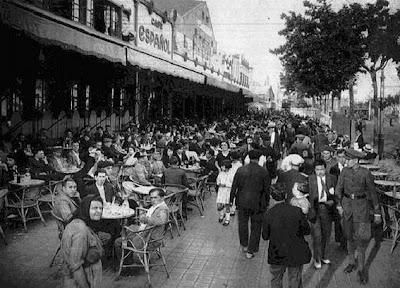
[116,222,170,286]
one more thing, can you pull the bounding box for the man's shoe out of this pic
[344,263,357,273]
[321,259,331,264]
[230,211,235,216]
[218,217,224,223]
[314,261,322,269]
[223,219,230,226]
[245,252,254,259]
[242,246,248,253]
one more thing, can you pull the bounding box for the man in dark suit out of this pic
[308,159,337,269]
[336,149,381,284]
[329,149,347,250]
[162,156,190,217]
[230,150,270,259]
[83,169,120,203]
[263,182,311,288]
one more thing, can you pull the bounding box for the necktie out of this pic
[320,177,327,201]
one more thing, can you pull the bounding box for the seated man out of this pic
[28,148,64,181]
[83,169,120,203]
[114,188,169,254]
[49,146,67,172]
[67,141,84,168]
[53,177,80,224]
[129,152,152,186]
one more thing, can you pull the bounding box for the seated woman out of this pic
[53,177,80,224]
[114,188,169,255]
[61,195,104,288]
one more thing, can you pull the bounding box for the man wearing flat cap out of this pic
[335,149,381,284]
[230,149,271,259]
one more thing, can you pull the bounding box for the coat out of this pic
[83,183,118,203]
[61,219,103,288]
[308,174,337,222]
[335,166,379,223]
[230,162,270,212]
[263,202,311,266]
[162,166,189,188]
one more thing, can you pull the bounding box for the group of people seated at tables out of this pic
[0,110,379,286]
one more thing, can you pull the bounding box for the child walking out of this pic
[216,159,234,226]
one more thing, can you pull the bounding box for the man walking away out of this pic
[230,150,270,259]
[263,182,311,288]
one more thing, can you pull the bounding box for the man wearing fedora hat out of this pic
[335,149,381,284]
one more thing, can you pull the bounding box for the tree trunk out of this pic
[349,80,354,118]
[370,70,379,146]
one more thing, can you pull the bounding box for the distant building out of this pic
[153,0,216,67]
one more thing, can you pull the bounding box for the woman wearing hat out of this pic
[61,195,104,288]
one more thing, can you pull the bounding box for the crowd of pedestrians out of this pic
[0,109,382,287]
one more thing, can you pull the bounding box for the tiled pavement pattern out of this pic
[0,193,400,288]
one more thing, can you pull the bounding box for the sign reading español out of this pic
[137,3,172,58]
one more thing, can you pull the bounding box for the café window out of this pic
[110,87,114,110]
[35,79,47,111]
[72,0,80,22]
[71,83,78,111]
[86,0,94,27]
[85,85,90,110]
[105,4,121,37]
[12,93,23,112]
[120,88,125,108]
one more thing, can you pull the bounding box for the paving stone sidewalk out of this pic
[0,193,399,288]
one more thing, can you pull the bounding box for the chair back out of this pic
[188,175,208,196]
[384,204,400,232]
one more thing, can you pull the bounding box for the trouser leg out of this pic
[287,265,303,288]
[270,264,286,288]
[238,208,250,248]
[248,211,262,253]
[311,218,322,261]
[320,207,332,259]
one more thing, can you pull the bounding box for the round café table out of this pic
[360,164,381,171]
[9,179,45,187]
[57,166,82,174]
[102,203,135,239]
[122,181,156,207]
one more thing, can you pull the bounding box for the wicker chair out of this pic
[116,222,170,285]
[187,175,208,216]
[162,185,188,237]
[5,185,46,232]
[381,204,400,253]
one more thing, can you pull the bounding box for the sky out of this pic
[205,0,400,101]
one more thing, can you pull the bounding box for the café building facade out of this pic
[0,0,250,139]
